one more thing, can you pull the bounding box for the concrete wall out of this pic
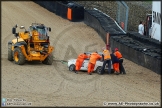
[75,1,152,32]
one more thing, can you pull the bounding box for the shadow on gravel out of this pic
[25,61,44,65]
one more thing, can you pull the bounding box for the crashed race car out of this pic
[67,52,114,74]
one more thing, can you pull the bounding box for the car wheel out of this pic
[69,64,75,71]
[96,66,102,74]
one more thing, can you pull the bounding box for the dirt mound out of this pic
[1,1,160,107]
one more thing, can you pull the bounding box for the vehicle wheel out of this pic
[42,54,53,65]
[69,64,75,71]
[96,66,102,74]
[13,47,25,65]
[8,44,13,61]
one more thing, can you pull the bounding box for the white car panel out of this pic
[68,58,113,72]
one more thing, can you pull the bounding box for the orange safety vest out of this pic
[103,50,111,60]
[114,51,122,59]
[89,53,102,64]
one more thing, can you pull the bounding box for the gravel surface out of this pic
[1,1,160,107]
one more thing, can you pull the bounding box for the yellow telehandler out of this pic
[8,23,54,65]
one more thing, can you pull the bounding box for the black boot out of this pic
[74,71,78,74]
[88,73,92,75]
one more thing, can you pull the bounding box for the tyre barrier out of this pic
[127,32,161,48]
[84,9,126,43]
[110,35,161,74]
[84,10,107,43]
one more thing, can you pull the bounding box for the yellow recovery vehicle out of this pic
[8,23,54,65]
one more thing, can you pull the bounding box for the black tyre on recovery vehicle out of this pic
[8,43,13,61]
[13,47,26,65]
[42,54,53,65]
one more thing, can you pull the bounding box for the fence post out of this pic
[106,33,110,50]
[117,2,121,23]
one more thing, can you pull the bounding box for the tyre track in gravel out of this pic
[2,2,106,106]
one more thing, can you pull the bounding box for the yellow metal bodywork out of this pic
[14,51,19,62]
[19,45,54,61]
[12,38,25,51]
[12,29,54,61]
[19,32,30,40]
[12,38,24,44]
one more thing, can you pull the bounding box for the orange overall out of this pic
[114,48,126,74]
[114,51,122,59]
[113,63,119,73]
[88,52,102,74]
[114,51,122,73]
[75,54,89,71]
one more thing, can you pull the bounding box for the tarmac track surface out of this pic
[1,1,161,107]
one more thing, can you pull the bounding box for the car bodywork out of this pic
[68,52,113,74]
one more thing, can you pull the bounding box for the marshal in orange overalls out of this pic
[88,52,102,75]
[114,48,126,74]
[75,53,89,71]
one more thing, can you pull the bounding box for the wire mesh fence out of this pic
[75,1,152,32]
[116,1,129,32]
